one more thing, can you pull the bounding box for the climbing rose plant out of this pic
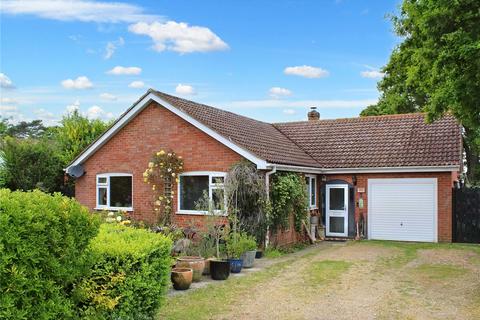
[143,150,184,224]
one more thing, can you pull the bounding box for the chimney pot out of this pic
[307,107,320,121]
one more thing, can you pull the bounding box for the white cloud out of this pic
[269,87,292,98]
[360,70,384,79]
[104,37,124,59]
[175,84,195,95]
[107,66,142,75]
[0,0,160,23]
[33,108,55,119]
[128,81,145,89]
[284,65,329,78]
[100,93,117,101]
[0,73,15,89]
[0,105,18,111]
[283,109,296,115]
[61,76,93,89]
[128,21,229,54]
[86,105,114,120]
[0,97,17,104]
[66,100,81,113]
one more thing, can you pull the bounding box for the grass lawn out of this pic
[158,241,480,320]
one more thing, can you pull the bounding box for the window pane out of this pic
[98,187,107,206]
[329,188,345,210]
[212,188,225,211]
[310,178,316,206]
[180,175,209,210]
[97,177,107,184]
[329,217,344,233]
[109,176,132,208]
[212,176,224,184]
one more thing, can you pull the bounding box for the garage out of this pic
[368,178,438,242]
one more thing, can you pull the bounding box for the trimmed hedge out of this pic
[0,189,100,320]
[74,223,173,320]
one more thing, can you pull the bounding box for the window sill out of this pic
[309,206,318,210]
[94,207,134,212]
[176,210,228,217]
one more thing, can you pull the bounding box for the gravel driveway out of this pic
[159,241,480,320]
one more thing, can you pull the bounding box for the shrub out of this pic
[0,189,100,320]
[74,224,173,320]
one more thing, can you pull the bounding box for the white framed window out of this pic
[96,173,133,211]
[177,171,227,215]
[305,175,318,209]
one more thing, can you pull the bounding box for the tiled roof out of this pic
[274,113,462,168]
[152,91,320,167]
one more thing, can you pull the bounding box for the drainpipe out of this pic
[264,165,277,248]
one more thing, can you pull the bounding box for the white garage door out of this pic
[368,178,438,242]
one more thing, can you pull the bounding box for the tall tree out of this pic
[52,110,110,165]
[361,0,480,184]
[0,112,110,193]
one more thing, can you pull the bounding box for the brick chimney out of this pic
[307,107,320,121]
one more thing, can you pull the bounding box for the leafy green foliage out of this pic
[0,119,46,139]
[0,189,100,320]
[225,232,257,258]
[52,110,110,165]
[74,224,173,320]
[361,0,480,184]
[0,137,64,192]
[225,161,269,245]
[0,111,110,193]
[269,172,308,234]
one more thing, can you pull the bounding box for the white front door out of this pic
[326,184,348,237]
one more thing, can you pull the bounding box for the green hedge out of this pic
[74,223,173,320]
[0,189,100,319]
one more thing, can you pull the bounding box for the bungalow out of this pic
[66,89,462,244]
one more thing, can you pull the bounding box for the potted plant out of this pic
[176,256,205,282]
[171,268,193,290]
[239,234,257,268]
[226,232,248,273]
[192,190,231,281]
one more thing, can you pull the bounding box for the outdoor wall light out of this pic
[352,175,357,186]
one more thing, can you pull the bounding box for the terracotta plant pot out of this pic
[171,268,193,290]
[210,259,230,280]
[176,256,205,282]
[241,250,256,268]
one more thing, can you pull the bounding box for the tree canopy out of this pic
[0,112,110,193]
[361,0,480,184]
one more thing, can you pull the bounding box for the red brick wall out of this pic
[75,101,242,226]
[324,172,456,242]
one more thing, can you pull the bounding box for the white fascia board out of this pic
[268,164,323,174]
[321,165,459,174]
[67,92,268,170]
[267,164,459,175]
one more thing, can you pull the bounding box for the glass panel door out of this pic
[326,184,348,237]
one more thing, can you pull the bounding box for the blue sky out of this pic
[0,0,400,125]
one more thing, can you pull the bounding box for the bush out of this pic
[0,189,100,320]
[74,224,173,320]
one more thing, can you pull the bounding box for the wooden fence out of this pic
[452,187,480,243]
